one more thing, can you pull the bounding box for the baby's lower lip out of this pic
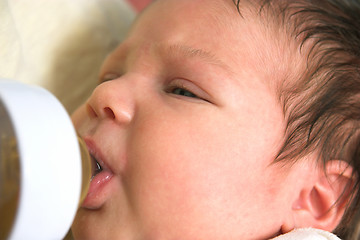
[81,170,114,209]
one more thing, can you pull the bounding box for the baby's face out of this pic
[71,0,314,239]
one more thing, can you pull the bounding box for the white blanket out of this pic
[0,0,135,113]
[272,228,341,240]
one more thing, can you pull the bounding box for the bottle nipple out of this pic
[77,136,92,205]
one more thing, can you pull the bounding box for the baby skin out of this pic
[71,0,354,239]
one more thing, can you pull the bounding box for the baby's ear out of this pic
[282,160,354,233]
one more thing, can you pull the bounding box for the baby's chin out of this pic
[71,208,105,240]
[71,199,140,240]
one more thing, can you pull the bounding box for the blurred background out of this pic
[0,0,152,113]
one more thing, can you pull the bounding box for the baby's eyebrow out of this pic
[160,44,229,70]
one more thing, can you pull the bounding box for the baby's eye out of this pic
[171,87,199,98]
[166,79,210,102]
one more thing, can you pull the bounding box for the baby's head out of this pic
[71,0,360,239]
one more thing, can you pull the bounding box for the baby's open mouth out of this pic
[82,150,114,209]
[91,154,103,178]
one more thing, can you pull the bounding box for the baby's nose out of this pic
[86,80,135,124]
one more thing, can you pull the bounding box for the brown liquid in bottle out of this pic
[0,101,20,240]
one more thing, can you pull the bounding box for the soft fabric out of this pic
[0,0,136,113]
[272,228,341,240]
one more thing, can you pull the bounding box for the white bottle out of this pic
[0,80,91,240]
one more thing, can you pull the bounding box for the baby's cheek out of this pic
[128,150,251,238]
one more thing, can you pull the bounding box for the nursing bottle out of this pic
[0,80,92,240]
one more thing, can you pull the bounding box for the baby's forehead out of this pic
[129,0,303,88]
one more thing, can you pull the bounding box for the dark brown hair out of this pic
[233,0,360,239]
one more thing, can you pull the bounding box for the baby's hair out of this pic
[233,0,360,239]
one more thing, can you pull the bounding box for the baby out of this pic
[70,0,360,239]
